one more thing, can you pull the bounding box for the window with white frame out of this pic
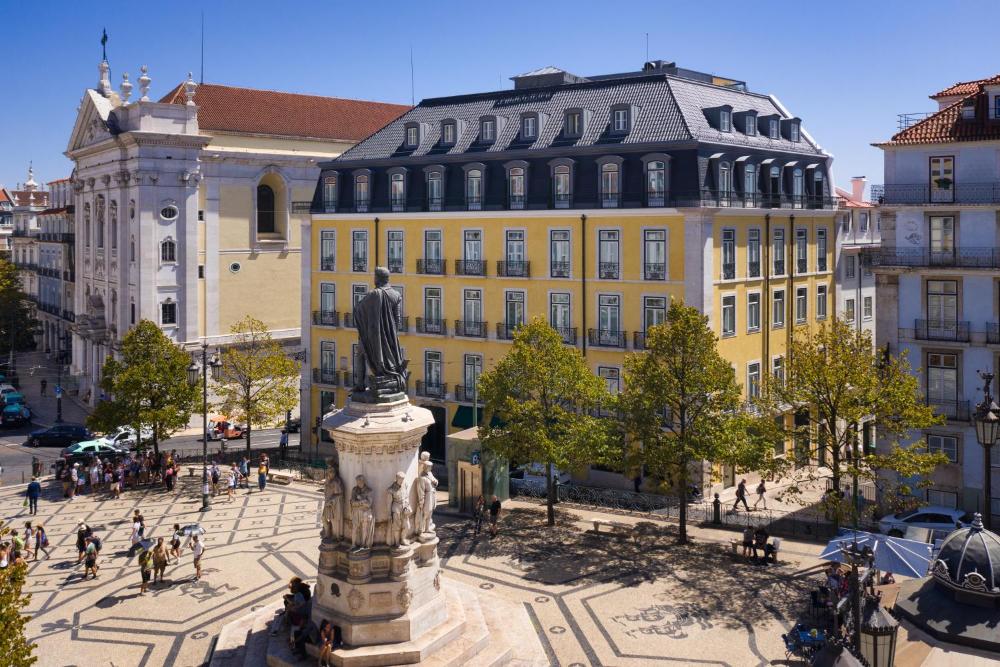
[390,173,406,211]
[612,108,629,133]
[160,238,176,263]
[466,169,483,210]
[352,284,367,309]
[598,366,621,393]
[816,228,828,271]
[508,167,526,208]
[426,171,443,210]
[796,287,807,323]
[792,169,804,208]
[550,230,570,278]
[845,255,856,279]
[323,175,338,210]
[863,296,873,320]
[161,300,177,325]
[598,230,620,279]
[745,115,756,136]
[600,163,620,206]
[521,115,537,140]
[387,230,404,273]
[795,228,808,274]
[747,292,760,331]
[747,228,761,278]
[719,162,732,206]
[564,110,582,137]
[463,354,483,397]
[773,228,785,275]
[505,290,525,328]
[424,350,443,387]
[643,296,666,332]
[355,174,370,212]
[817,285,828,319]
[352,230,368,272]
[405,125,419,147]
[773,290,785,327]
[647,160,666,206]
[644,230,666,280]
[550,292,571,332]
[722,228,736,279]
[424,288,443,331]
[722,294,736,337]
[598,294,621,334]
[720,109,731,132]
[927,434,958,463]
[772,356,784,384]
[480,117,495,142]
[927,353,957,407]
[790,122,800,142]
[442,121,456,145]
[845,298,856,322]
[747,362,761,399]
[320,283,336,316]
[769,118,779,139]
[553,165,572,207]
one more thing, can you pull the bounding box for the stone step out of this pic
[419,584,490,667]
[467,589,547,667]
[211,602,281,667]
[244,602,283,667]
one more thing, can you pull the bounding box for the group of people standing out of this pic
[61,449,182,501]
[0,521,50,569]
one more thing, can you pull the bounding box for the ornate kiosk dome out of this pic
[931,513,1000,608]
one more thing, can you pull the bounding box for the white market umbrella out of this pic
[820,529,933,578]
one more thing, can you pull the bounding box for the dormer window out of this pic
[720,109,731,132]
[521,114,537,140]
[612,107,629,133]
[322,175,338,212]
[993,95,1000,120]
[564,110,583,138]
[404,123,420,148]
[442,121,457,145]
[790,122,800,142]
[354,171,370,213]
[962,98,976,120]
[769,118,779,139]
[550,158,574,208]
[425,169,443,211]
[745,115,757,136]
[480,117,496,143]
[390,171,406,212]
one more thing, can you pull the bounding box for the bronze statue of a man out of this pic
[353,267,409,401]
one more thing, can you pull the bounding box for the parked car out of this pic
[877,506,974,536]
[206,416,245,441]
[283,417,301,434]
[100,425,153,449]
[1,402,31,426]
[27,423,92,448]
[0,383,16,397]
[515,463,572,490]
[62,440,128,458]
[3,391,26,406]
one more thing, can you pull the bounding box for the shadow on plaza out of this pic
[437,506,814,630]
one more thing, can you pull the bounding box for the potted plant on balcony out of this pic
[933,177,953,190]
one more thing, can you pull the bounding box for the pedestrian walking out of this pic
[151,537,168,584]
[279,430,288,451]
[488,495,502,538]
[138,548,153,594]
[83,536,99,579]
[753,480,768,510]
[257,455,269,492]
[732,479,750,512]
[76,522,92,563]
[22,522,35,560]
[473,495,486,536]
[210,462,220,496]
[170,524,183,563]
[742,525,754,557]
[69,463,80,500]
[227,464,238,502]
[240,456,250,490]
[187,533,204,581]
[34,524,50,560]
[128,512,143,557]
[40,378,47,396]
[25,476,41,515]
[75,463,86,496]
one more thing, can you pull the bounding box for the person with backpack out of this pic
[138,548,153,594]
[170,523,183,563]
[76,522,92,563]
[83,536,99,579]
[257,455,269,492]
[34,524,50,560]
[753,479,768,510]
[25,476,41,515]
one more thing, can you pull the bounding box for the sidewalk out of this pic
[714,466,833,514]
[11,351,91,428]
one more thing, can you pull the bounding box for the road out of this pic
[0,425,301,490]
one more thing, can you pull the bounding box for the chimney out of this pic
[850,176,866,202]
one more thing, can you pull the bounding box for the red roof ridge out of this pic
[930,73,1000,99]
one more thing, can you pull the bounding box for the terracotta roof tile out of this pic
[0,189,10,204]
[834,186,873,208]
[9,190,49,207]
[881,78,1000,146]
[159,83,410,142]
[930,78,988,99]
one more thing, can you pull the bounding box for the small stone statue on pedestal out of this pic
[322,460,344,541]
[350,475,375,551]
[387,472,412,549]
[414,455,439,541]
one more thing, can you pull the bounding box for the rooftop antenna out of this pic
[200,12,205,83]
[645,32,649,62]
[409,45,415,106]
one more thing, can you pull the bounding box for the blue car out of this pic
[1,402,30,426]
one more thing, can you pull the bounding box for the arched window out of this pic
[95,196,105,249]
[354,174,370,212]
[793,168,804,208]
[553,165,571,208]
[84,203,91,248]
[466,170,482,210]
[744,164,756,206]
[719,162,732,207]
[161,238,177,263]
[601,163,620,207]
[256,184,275,233]
[110,201,118,250]
[813,170,825,202]
[647,161,666,206]
[390,173,406,212]
[427,171,443,211]
[322,175,338,212]
[508,167,525,209]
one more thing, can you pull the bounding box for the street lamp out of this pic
[46,333,71,423]
[839,540,874,655]
[858,597,899,667]
[188,343,222,512]
[974,371,998,531]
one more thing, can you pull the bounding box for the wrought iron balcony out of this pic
[747,261,761,278]
[871,182,1000,206]
[454,259,486,276]
[988,322,1000,345]
[355,199,370,214]
[312,310,340,327]
[646,190,666,207]
[928,398,970,422]
[550,261,571,278]
[496,322,522,340]
[388,259,404,274]
[455,385,483,404]
[455,320,487,338]
[554,326,577,345]
[322,200,337,214]
[861,246,1000,270]
[416,259,446,275]
[644,263,666,281]
[415,380,447,399]
[396,315,409,333]
[913,319,970,342]
[721,263,736,280]
[508,194,526,210]
[497,260,530,278]
[600,193,620,208]
[320,259,336,272]
[588,328,626,348]
[598,262,620,280]
[466,195,483,211]
[553,193,572,209]
[426,196,443,212]
[312,368,340,386]
[390,196,406,213]
[352,257,369,273]
[416,317,446,335]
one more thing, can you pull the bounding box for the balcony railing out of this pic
[388,259,404,274]
[343,312,355,328]
[416,317,446,335]
[312,310,340,327]
[427,196,443,212]
[497,260,530,278]
[913,319,970,342]
[312,368,340,386]
[598,262,620,279]
[988,322,1000,345]
[601,193,620,208]
[748,261,761,278]
[352,257,368,273]
[644,263,666,281]
[454,259,486,276]
[391,196,406,213]
[416,259,446,275]
[861,246,1000,270]
[508,194,525,210]
[320,259,335,272]
[455,320,487,338]
[466,195,483,211]
[553,193,572,209]
[588,328,626,348]
[397,316,409,333]
[550,261,570,278]
[928,398,970,422]
[721,263,736,280]
[871,182,1000,206]
[455,385,483,403]
[38,232,75,243]
[555,326,578,345]
[355,199,370,213]
[415,380,447,399]
[647,190,666,207]
[496,322,522,340]
[633,331,648,350]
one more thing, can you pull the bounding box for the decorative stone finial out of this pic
[138,65,151,102]
[98,59,112,97]
[184,72,197,106]
[24,163,38,191]
[971,512,984,531]
[120,72,132,106]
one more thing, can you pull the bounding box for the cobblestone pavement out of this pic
[2,475,835,667]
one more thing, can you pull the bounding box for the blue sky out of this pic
[3,0,1000,195]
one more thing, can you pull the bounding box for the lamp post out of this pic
[188,343,221,512]
[839,540,873,655]
[974,371,999,532]
[858,597,899,667]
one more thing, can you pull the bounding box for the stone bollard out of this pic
[712,493,721,524]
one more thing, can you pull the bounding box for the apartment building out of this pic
[835,177,879,340]
[865,73,1000,520]
[9,166,50,322]
[303,61,838,490]
[33,178,76,361]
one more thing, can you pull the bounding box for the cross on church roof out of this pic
[101,28,108,61]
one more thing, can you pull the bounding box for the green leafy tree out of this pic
[478,318,611,526]
[214,316,300,456]
[87,320,198,457]
[0,258,38,356]
[757,317,946,530]
[615,301,780,544]
[0,522,37,666]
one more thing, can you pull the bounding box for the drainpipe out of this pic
[374,217,380,266]
[580,214,587,356]
[787,214,795,356]
[763,214,771,371]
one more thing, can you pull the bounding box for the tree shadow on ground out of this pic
[437,506,816,631]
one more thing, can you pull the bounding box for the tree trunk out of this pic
[830,428,841,533]
[245,422,252,457]
[851,425,860,529]
[678,459,689,545]
[546,461,555,526]
[152,431,160,458]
